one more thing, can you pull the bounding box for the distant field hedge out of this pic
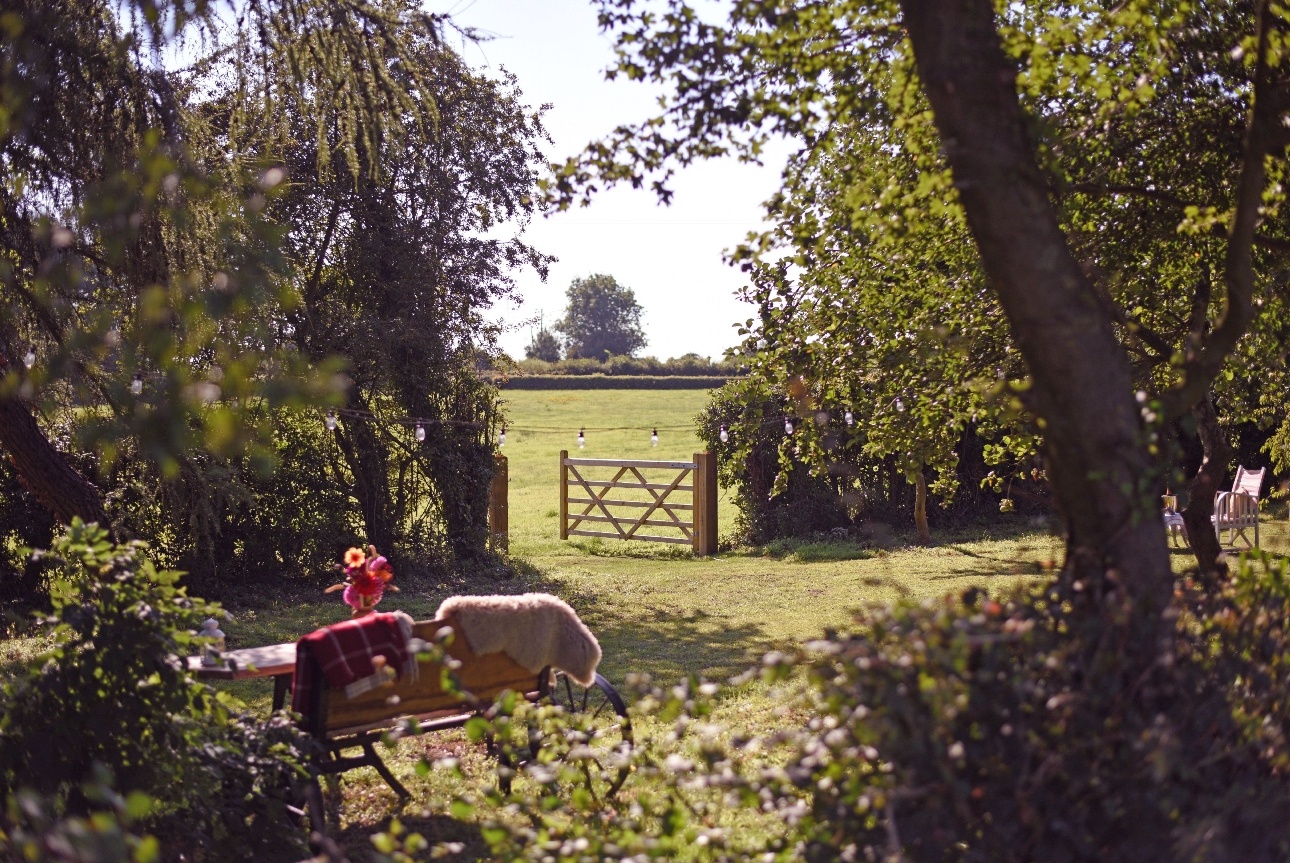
[496,375,736,390]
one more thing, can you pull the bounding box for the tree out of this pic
[0,0,445,539]
[525,328,562,361]
[554,274,647,359]
[561,0,1290,649]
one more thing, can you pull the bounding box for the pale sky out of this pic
[437,0,788,361]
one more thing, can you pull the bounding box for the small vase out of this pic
[352,593,380,618]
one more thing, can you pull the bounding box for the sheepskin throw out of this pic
[435,593,601,686]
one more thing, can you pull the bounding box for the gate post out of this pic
[559,450,569,540]
[693,451,718,555]
[489,453,508,551]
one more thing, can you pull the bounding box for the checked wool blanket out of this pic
[291,611,415,717]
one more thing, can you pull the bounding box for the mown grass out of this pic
[4,387,1289,857]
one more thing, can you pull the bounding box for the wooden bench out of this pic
[295,614,631,829]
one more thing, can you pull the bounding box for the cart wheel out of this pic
[538,670,633,802]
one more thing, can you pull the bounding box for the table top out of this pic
[187,641,296,680]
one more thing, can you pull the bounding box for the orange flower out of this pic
[343,546,366,568]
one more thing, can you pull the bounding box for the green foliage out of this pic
[526,329,563,362]
[512,353,741,377]
[501,375,734,391]
[1,767,159,863]
[0,521,311,858]
[425,556,1290,862]
[554,274,648,360]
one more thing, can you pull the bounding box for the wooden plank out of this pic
[569,480,694,492]
[563,458,696,470]
[559,450,569,540]
[693,451,719,555]
[563,513,695,530]
[188,641,297,680]
[323,615,541,737]
[489,454,508,551]
[567,529,692,545]
[568,497,694,510]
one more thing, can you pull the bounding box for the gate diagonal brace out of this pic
[623,466,692,540]
[567,463,629,537]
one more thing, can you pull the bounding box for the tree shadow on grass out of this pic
[586,603,776,684]
[335,812,485,862]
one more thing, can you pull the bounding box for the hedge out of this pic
[495,375,737,390]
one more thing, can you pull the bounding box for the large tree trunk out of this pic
[900,0,1172,633]
[1182,396,1230,577]
[0,388,109,530]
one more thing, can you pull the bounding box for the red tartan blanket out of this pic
[291,612,409,717]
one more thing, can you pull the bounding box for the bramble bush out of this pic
[0,521,311,862]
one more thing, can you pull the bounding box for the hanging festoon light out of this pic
[844,408,854,427]
[23,348,35,369]
[130,373,143,395]
[651,427,659,447]
[577,428,585,449]
[415,422,426,442]
[719,423,729,444]
[325,410,338,431]
[498,426,507,447]
[784,416,795,435]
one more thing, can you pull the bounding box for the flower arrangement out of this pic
[325,545,397,617]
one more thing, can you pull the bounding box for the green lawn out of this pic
[4,387,1289,853]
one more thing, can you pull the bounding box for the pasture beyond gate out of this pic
[559,451,718,555]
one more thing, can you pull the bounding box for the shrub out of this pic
[416,556,1290,863]
[0,521,311,860]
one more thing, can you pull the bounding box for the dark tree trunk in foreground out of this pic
[0,389,109,530]
[900,0,1173,633]
[1183,396,1230,577]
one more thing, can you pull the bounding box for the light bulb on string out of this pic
[325,410,338,431]
[23,349,35,369]
[651,428,659,447]
[414,423,426,442]
[499,427,507,447]
[784,417,794,435]
[577,428,585,449]
[130,373,143,395]
[844,409,854,427]
[719,423,729,444]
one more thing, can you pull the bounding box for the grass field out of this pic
[5,387,1290,853]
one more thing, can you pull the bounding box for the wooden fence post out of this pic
[693,451,718,556]
[559,450,569,540]
[489,453,508,551]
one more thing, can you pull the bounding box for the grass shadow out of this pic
[586,603,775,684]
[336,811,485,862]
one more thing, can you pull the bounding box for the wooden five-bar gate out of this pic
[559,451,718,555]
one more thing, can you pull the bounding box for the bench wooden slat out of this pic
[319,615,541,738]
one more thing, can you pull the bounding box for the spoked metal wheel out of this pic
[537,670,634,802]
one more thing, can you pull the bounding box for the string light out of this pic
[844,409,854,427]
[23,349,35,369]
[651,428,659,447]
[719,423,729,443]
[130,373,143,395]
[414,423,425,442]
[784,417,794,435]
[577,428,585,448]
[325,410,338,431]
[498,426,506,447]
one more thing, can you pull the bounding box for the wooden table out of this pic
[187,642,296,711]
